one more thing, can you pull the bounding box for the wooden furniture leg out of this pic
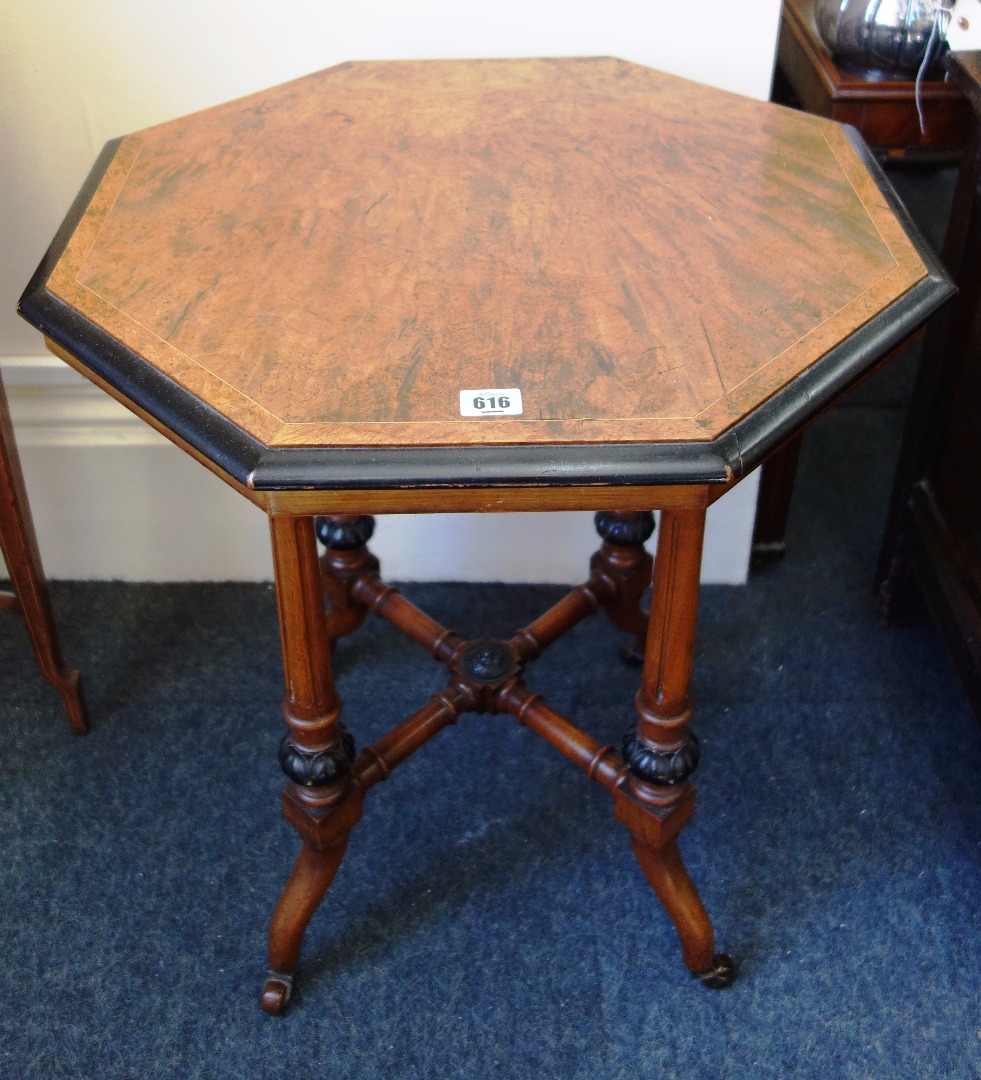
[263,838,351,1008]
[751,435,803,567]
[0,373,87,733]
[615,506,735,987]
[315,515,378,649]
[592,511,655,665]
[263,514,362,1015]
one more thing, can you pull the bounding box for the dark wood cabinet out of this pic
[774,0,971,162]
[754,1,972,565]
[877,51,981,720]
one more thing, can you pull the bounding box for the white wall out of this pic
[0,0,779,583]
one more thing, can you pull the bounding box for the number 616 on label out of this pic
[459,388,523,417]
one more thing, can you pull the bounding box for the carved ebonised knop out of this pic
[315,515,376,551]
[622,725,700,786]
[278,724,356,787]
[594,510,656,547]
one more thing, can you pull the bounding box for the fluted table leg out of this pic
[263,514,362,1015]
[616,506,735,988]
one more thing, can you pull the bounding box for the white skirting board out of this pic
[1,356,759,584]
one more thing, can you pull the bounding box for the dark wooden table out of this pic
[876,50,981,720]
[0,371,87,733]
[18,57,951,1013]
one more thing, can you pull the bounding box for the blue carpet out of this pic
[2,398,980,1078]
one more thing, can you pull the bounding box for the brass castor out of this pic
[261,970,294,1015]
[695,953,737,989]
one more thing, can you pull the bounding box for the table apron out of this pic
[264,484,714,516]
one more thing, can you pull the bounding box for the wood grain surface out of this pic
[46,57,927,451]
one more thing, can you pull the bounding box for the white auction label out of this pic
[459,388,523,417]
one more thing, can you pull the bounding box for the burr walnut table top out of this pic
[20,57,950,492]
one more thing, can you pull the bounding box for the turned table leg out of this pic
[0,374,87,733]
[315,515,378,650]
[592,511,655,665]
[263,514,362,1015]
[615,505,735,988]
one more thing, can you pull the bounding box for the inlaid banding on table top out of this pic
[40,57,929,452]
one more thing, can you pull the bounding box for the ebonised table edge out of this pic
[17,131,954,494]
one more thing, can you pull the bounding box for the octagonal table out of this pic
[19,57,950,1013]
